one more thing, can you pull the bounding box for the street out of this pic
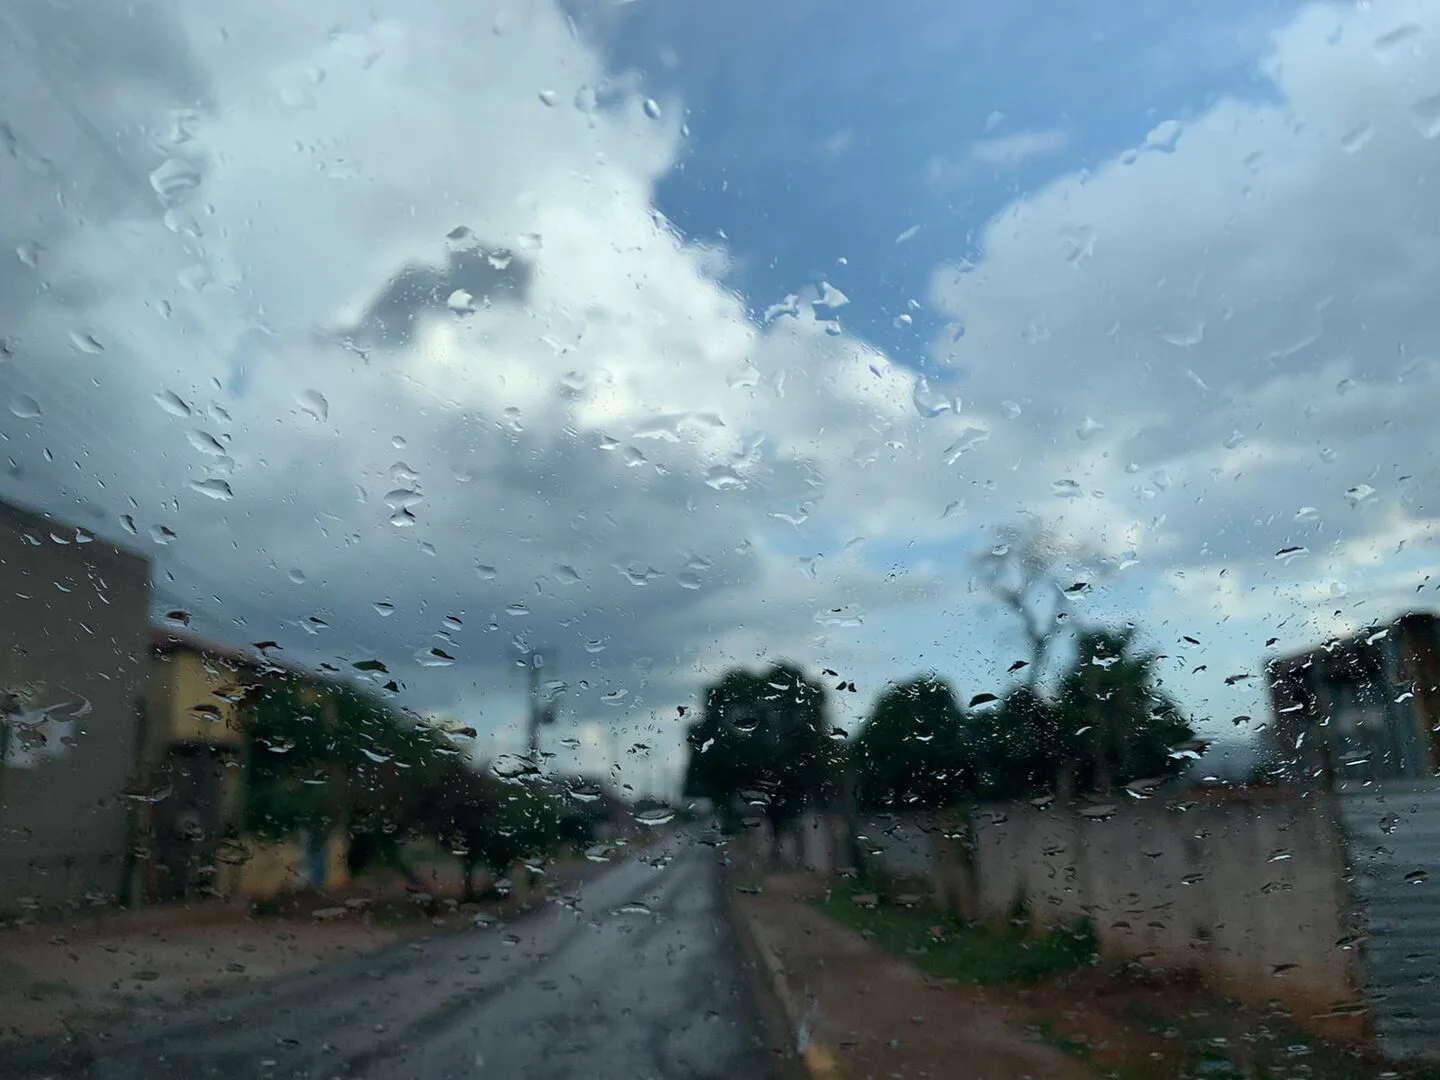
[1,835,775,1080]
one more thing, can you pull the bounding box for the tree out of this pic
[1051,627,1194,796]
[418,759,562,900]
[682,662,839,833]
[244,677,447,883]
[852,675,975,810]
[972,684,1071,801]
[975,519,1069,687]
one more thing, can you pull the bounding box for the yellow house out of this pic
[132,629,349,904]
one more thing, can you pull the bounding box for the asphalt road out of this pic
[2,834,777,1080]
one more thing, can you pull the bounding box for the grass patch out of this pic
[813,882,1097,985]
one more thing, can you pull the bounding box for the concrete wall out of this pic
[950,796,1362,1024]
[0,499,151,917]
[855,813,936,885]
[770,796,1364,1034]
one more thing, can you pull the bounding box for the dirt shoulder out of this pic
[0,856,608,1045]
[738,873,1436,1080]
[0,901,438,1043]
[736,874,1093,1080]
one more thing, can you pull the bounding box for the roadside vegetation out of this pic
[810,884,1440,1080]
[242,675,626,903]
[813,881,1097,985]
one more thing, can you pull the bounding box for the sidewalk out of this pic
[735,875,1092,1080]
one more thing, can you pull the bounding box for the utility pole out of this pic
[607,725,622,784]
[526,653,541,759]
[523,648,561,763]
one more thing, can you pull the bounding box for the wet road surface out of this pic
[3,835,775,1079]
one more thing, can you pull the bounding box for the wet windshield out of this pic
[4,2,1440,1078]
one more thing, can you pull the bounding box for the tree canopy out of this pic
[682,661,840,830]
[1052,626,1193,796]
[852,675,972,810]
[846,624,1197,809]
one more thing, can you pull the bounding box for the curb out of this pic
[725,884,845,1080]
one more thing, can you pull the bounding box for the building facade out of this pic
[0,497,151,918]
[1267,611,1440,790]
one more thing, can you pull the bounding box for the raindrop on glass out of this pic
[188,477,233,501]
[1340,123,1375,155]
[298,389,329,422]
[704,465,745,491]
[187,430,227,455]
[1410,94,1440,140]
[69,331,104,355]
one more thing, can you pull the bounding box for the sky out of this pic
[3,0,1439,793]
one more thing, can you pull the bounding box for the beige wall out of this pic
[778,796,1364,1035]
[147,650,248,755]
[241,832,350,900]
[937,797,1363,1027]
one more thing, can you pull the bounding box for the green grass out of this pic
[813,882,1097,985]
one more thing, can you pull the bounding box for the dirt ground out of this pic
[739,874,1419,1080]
[738,874,1094,1080]
[0,857,601,1044]
[0,900,440,1042]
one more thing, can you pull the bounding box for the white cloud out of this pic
[915,0,1440,732]
[4,0,1440,787]
[969,127,1072,167]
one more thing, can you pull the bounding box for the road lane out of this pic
[3,835,775,1080]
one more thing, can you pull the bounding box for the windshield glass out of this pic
[4,2,1440,1078]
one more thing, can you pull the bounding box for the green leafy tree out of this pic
[419,760,562,899]
[852,675,975,810]
[244,677,445,878]
[1052,627,1193,796]
[973,684,1070,801]
[682,662,839,832]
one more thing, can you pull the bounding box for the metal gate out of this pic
[1338,782,1440,1061]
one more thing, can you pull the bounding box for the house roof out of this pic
[149,625,317,682]
[1269,609,1439,672]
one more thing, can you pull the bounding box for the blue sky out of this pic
[583,0,1301,367]
[567,0,1309,737]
